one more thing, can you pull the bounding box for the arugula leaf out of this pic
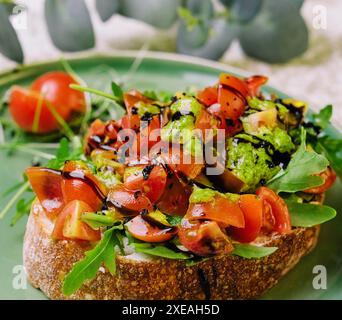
[316,136,342,180]
[286,200,336,227]
[133,243,191,260]
[81,212,117,229]
[233,244,278,259]
[10,196,34,226]
[267,128,329,193]
[111,81,123,101]
[62,224,122,296]
[311,105,332,130]
[47,137,83,169]
[166,215,183,226]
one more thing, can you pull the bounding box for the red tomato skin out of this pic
[157,174,192,216]
[218,85,246,120]
[230,194,263,243]
[9,72,85,133]
[178,219,233,257]
[256,187,291,234]
[197,87,218,107]
[185,196,245,228]
[107,184,153,213]
[126,215,177,243]
[61,161,106,211]
[25,167,64,218]
[304,167,336,194]
[31,71,86,113]
[9,86,68,133]
[219,74,249,97]
[124,165,167,204]
[245,75,268,97]
[52,200,101,241]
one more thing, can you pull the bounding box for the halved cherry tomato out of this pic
[185,195,245,228]
[61,161,106,211]
[157,173,192,216]
[304,167,337,194]
[245,75,268,97]
[107,184,153,214]
[218,85,246,120]
[161,144,204,180]
[178,219,233,257]
[230,194,263,243]
[52,200,101,241]
[124,164,167,203]
[256,187,291,234]
[138,114,161,154]
[197,87,218,107]
[126,214,177,243]
[9,72,86,133]
[25,167,64,218]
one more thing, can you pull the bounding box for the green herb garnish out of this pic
[233,244,278,259]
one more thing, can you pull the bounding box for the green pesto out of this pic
[161,114,195,143]
[247,97,276,111]
[226,139,280,192]
[189,186,240,204]
[171,97,203,117]
[136,102,161,116]
[95,171,122,189]
[255,127,295,153]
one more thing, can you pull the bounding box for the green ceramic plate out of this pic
[0,51,341,300]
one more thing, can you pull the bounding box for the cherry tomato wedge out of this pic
[126,214,177,242]
[178,219,233,257]
[52,200,101,241]
[197,87,218,107]
[123,90,153,115]
[61,161,106,211]
[157,174,192,216]
[219,74,249,98]
[230,194,263,243]
[218,85,246,120]
[107,184,153,214]
[256,187,291,234]
[245,75,268,97]
[161,144,204,180]
[304,167,337,194]
[124,164,167,203]
[185,195,245,228]
[25,167,64,218]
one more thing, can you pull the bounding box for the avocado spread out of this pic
[226,138,280,192]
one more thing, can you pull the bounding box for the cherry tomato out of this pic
[304,167,337,194]
[25,167,64,218]
[52,200,101,241]
[178,219,233,257]
[245,75,268,97]
[230,194,263,243]
[256,187,291,234]
[126,214,177,242]
[157,173,192,216]
[194,108,217,134]
[218,85,246,120]
[61,161,106,211]
[161,144,204,180]
[107,184,153,214]
[9,72,86,133]
[31,72,86,113]
[120,114,141,131]
[185,195,245,228]
[219,74,249,97]
[197,87,218,107]
[124,164,167,203]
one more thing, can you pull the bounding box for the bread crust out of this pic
[24,201,320,300]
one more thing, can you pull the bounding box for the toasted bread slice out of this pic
[23,201,320,300]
